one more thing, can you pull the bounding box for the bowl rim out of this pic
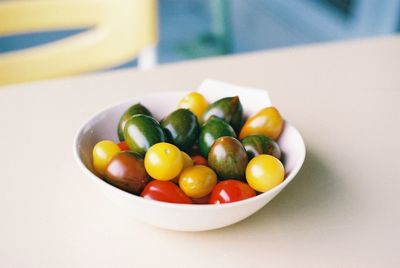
[73,90,306,210]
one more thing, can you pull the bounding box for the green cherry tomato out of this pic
[200,96,244,133]
[208,136,248,180]
[241,135,281,160]
[124,114,167,157]
[161,108,199,153]
[117,103,152,141]
[198,115,236,158]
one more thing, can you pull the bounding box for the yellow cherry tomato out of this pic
[245,154,285,192]
[179,165,217,198]
[181,151,194,169]
[144,142,183,181]
[239,106,284,140]
[171,151,194,184]
[178,92,208,119]
[92,140,121,175]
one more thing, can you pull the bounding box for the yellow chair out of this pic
[0,0,158,85]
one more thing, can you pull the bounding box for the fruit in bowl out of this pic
[92,91,286,204]
[74,79,305,231]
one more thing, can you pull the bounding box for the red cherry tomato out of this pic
[118,141,130,151]
[141,180,192,204]
[191,155,208,166]
[209,180,256,204]
[191,194,211,204]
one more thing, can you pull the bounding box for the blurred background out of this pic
[158,0,400,62]
[0,0,399,85]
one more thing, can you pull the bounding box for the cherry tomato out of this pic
[144,142,183,181]
[246,154,285,192]
[171,151,194,184]
[141,180,192,204]
[117,141,130,151]
[209,180,256,204]
[92,140,120,175]
[181,151,194,169]
[239,106,284,140]
[178,92,208,119]
[191,155,208,166]
[191,193,211,204]
[179,165,217,198]
[105,151,150,195]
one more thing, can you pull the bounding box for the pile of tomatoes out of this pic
[92,92,285,204]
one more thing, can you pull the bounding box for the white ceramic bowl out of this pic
[73,84,306,231]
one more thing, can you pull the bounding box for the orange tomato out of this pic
[239,106,284,140]
[179,165,217,198]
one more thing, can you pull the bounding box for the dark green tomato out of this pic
[124,114,167,157]
[200,96,244,133]
[161,109,199,153]
[208,136,248,180]
[241,135,281,160]
[199,116,236,158]
[118,103,152,141]
[104,151,150,195]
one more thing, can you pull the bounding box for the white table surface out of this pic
[1,35,399,268]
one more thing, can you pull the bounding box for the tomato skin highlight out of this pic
[191,155,208,166]
[117,103,152,141]
[209,180,256,204]
[141,180,192,204]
